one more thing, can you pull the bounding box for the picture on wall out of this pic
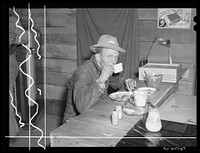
[157,8,191,29]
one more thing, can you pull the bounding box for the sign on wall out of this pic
[157,8,191,29]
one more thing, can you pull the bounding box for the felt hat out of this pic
[90,34,126,53]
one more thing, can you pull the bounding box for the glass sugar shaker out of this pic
[145,103,162,132]
[112,109,118,126]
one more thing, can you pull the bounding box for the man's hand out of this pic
[98,63,114,83]
[125,78,136,92]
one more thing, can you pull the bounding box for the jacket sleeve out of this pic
[73,71,106,114]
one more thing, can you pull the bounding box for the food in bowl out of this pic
[109,91,132,102]
[122,102,147,115]
[144,73,163,90]
[123,107,142,115]
[137,87,157,95]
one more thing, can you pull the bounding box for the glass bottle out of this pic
[145,106,162,132]
[116,105,122,119]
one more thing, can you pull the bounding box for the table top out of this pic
[50,81,179,147]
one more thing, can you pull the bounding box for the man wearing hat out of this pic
[63,34,136,123]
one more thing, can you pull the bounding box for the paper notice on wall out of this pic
[157,8,191,29]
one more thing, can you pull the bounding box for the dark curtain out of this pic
[77,8,140,79]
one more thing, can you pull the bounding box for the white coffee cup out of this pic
[113,63,123,73]
[133,90,148,107]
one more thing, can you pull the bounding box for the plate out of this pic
[122,102,147,116]
[137,87,157,95]
[109,91,132,102]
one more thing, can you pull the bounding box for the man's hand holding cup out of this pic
[97,63,114,89]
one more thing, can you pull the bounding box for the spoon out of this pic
[125,79,135,93]
[144,71,148,77]
[146,101,158,109]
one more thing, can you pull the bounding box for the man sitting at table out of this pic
[63,34,136,123]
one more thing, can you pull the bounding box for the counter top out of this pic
[50,81,178,147]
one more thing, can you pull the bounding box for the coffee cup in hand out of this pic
[113,63,123,73]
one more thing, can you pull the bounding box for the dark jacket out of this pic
[63,55,127,122]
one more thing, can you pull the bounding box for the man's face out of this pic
[99,48,119,68]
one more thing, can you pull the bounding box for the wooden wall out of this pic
[16,8,77,116]
[138,8,196,95]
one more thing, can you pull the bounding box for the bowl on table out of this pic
[122,100,148,116]
[143,73,163,91]
[109,91,133,102]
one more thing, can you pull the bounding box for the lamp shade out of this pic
[156,38,170,48]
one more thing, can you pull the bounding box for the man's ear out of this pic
[95,53,101,63]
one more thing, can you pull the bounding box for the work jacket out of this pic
[63,54,127,122]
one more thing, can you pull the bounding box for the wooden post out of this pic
[18,63,27,121]
[26,52,36,107]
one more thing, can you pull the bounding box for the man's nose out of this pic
[112,57,117,64]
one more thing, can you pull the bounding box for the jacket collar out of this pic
[90,54,101,73]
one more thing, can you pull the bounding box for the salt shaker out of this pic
[112,110,118,126]
[116,105,122,119]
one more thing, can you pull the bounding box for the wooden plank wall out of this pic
[138,8,196,95]
[16,8,77,115]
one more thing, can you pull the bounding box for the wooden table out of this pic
[50,81,178,147]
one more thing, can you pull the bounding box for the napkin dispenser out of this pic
[139,63,182,83]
